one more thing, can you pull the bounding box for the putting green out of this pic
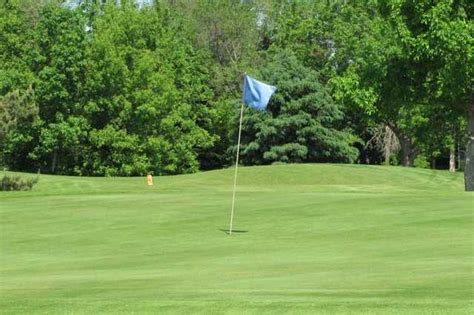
[0,164,472,314]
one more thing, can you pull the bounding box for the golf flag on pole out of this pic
[243,75,276,110]
[228,74,276,235]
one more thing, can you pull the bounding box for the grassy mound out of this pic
[0,164,472,314]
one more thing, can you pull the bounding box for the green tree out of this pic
[0,87,39,169]
[263,1,335,77]
[0,0,36,94]
[29,3,90,173]
[237,50,358,165]
[82,2,217,175]
[328,0,471,184]
[386,0,473,190]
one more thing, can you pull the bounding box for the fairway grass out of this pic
[0,164,473,314]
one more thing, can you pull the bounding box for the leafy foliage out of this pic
[0,87,39,169]
[0,175,38,191]
[0,0,470,185]
[238,50,358,165]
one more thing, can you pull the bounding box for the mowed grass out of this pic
[0,164,472,314]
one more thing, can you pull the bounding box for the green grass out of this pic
[0,164,472,314]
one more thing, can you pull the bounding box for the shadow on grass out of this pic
[219,229,249,235]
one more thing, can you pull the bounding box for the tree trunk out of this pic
[431,157,436,169]
[400,134,416,167]
[449,146,456,172]
[51,150,57,174]
[384,145,391,165]
[465,105,474,191]
[457,140,462,170]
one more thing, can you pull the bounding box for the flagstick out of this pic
[229,102,245,235]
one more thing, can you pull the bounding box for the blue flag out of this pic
[243,75,276,110]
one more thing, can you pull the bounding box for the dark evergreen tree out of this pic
[237,50,358,165]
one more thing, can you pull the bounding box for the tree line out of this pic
[0,0,472,190]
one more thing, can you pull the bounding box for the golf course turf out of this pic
[0,164,472,314]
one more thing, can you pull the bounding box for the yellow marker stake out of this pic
[147,174,153,186]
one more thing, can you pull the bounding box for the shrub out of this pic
[414,155,430,169]
[0,175,38,191]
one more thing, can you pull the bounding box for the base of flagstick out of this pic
[220,229,249,235]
